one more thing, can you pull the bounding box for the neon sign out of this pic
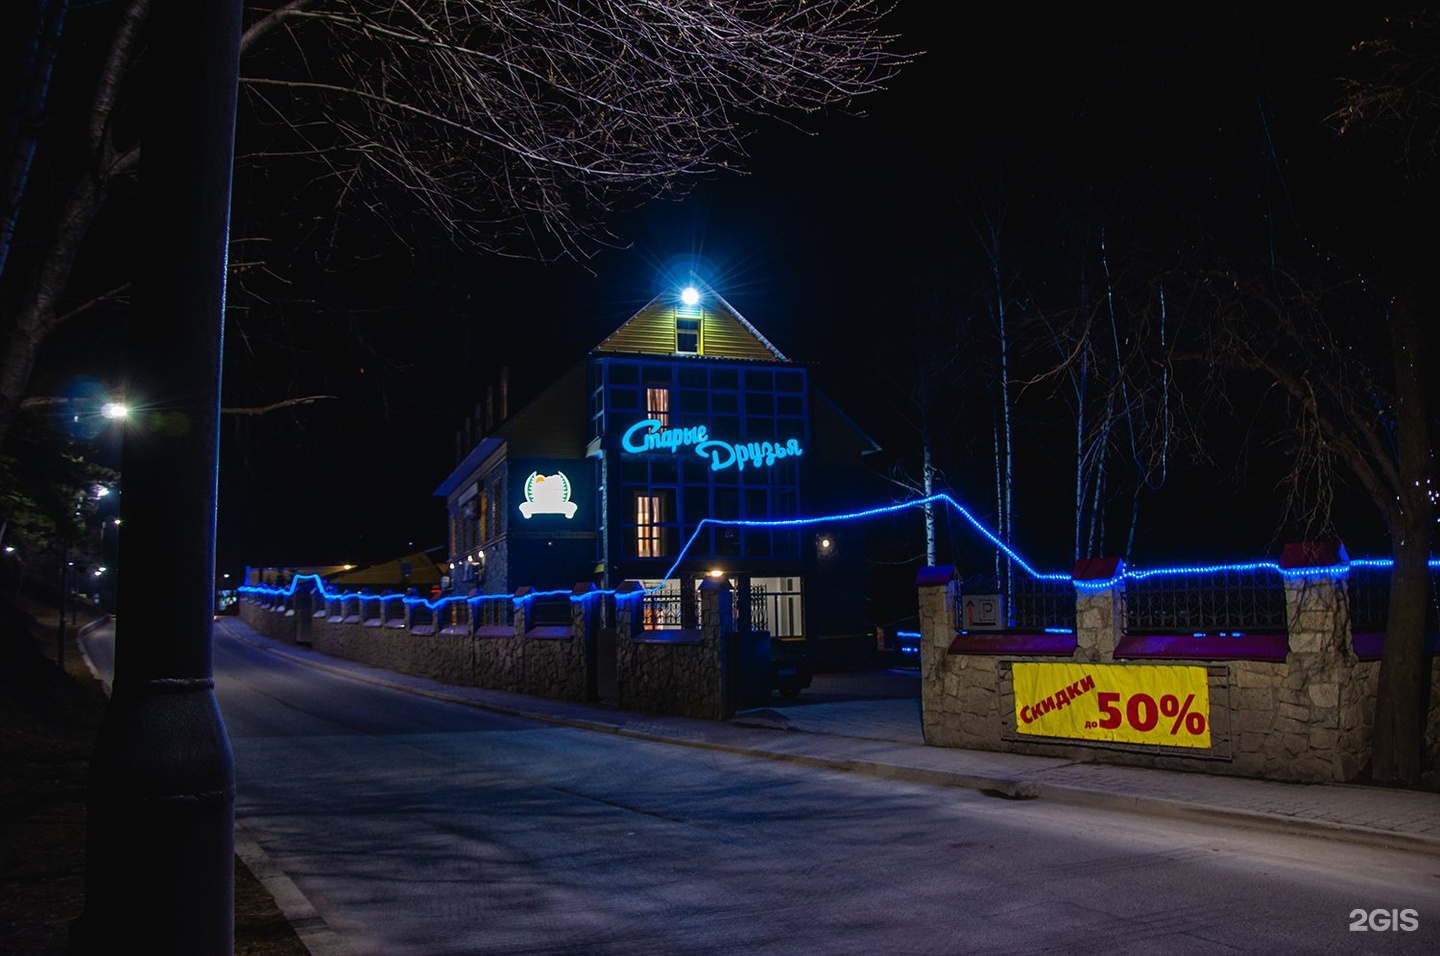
[621,419,803,472]
[519,471,577,518]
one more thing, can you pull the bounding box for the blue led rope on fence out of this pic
[237,492,1439,609]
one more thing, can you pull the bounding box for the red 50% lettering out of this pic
[1084,692,1207,736]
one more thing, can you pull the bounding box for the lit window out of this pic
[636,493,667,557]
[676,314,700,354]
[646,385,670,427]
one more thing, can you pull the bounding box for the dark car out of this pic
[772,636,812,699]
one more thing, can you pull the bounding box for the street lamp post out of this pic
[70,1,243,952]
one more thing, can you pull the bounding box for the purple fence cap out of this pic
[1279,541,1348,570]
[915,565,956,588]
[1071,556,1122,582]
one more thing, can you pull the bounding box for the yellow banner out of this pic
[1012,662,1211,749]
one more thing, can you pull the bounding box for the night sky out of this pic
[206,3,1399,579]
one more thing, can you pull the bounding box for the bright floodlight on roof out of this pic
[680,286,701,307]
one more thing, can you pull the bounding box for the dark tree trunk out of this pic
[1374,530,1430,785]
[1370,286,1433,787]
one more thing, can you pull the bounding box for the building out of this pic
[327,548,447,595]
[434,283,882,650]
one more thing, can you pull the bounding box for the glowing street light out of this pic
[101,401,129,420]
[3,546,24,595]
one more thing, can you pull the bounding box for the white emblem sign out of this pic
[519,471,577,519]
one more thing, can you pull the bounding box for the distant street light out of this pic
[20,391,131,440]
[3,545,24,595]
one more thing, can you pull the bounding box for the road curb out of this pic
[234,823,352,956]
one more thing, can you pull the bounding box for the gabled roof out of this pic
[434,436,505,498]
[812,389,881,458]
[328,548,446,588]
[592,287,789,362]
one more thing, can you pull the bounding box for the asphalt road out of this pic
[86,621,1440,954]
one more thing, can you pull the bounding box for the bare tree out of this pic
[0,0,908,450]
[878,261,970,568]
[1157,10,1439,786]
[1186,259,1434,784]
[1027,233,1196,564]
[1027,9,1436,785]
[1314,8,1436,787]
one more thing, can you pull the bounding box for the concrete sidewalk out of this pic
[223,620,1440,858]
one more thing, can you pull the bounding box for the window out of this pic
[676,314,700,354]
[636,492,667,557]
[490,477,503,539]
[678,388,708,414]
[646,384,670,427]
[608,362,639,385]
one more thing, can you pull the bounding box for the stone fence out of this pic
[920,549,1440,784]
[238,577,740,719]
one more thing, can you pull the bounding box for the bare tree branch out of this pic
[0,0,912,448]
[220,395,337,416]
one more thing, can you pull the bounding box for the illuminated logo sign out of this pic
[519,471,577,519]
[621,419,803,472]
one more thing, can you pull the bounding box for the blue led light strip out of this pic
[660,493,1069,585]
[237,492,1438,609]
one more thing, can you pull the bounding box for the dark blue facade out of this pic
[437,290,881,648]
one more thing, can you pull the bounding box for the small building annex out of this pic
[434,283,882,647]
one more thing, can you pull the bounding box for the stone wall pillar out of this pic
[513,586,531,633]
[294,579,314,646]
[572,582,596,634]
[916,565,957,742]
[1279,542,1369,781]
[1072,557,1123,664]
[614,580,643,704]
[615,581,642,641]
[698,577,731,719]
[573,582,597,699]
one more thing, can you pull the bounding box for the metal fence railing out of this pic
[1123,566,1287,634]
[1347,564,1392,633]
[642,591,684,629]
[747,589,768,632]
[747,584,803,638]
[1010,577,1077,632]
[473,596,512,628]
[1344,564,1440,633]
[529,593,572,628]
